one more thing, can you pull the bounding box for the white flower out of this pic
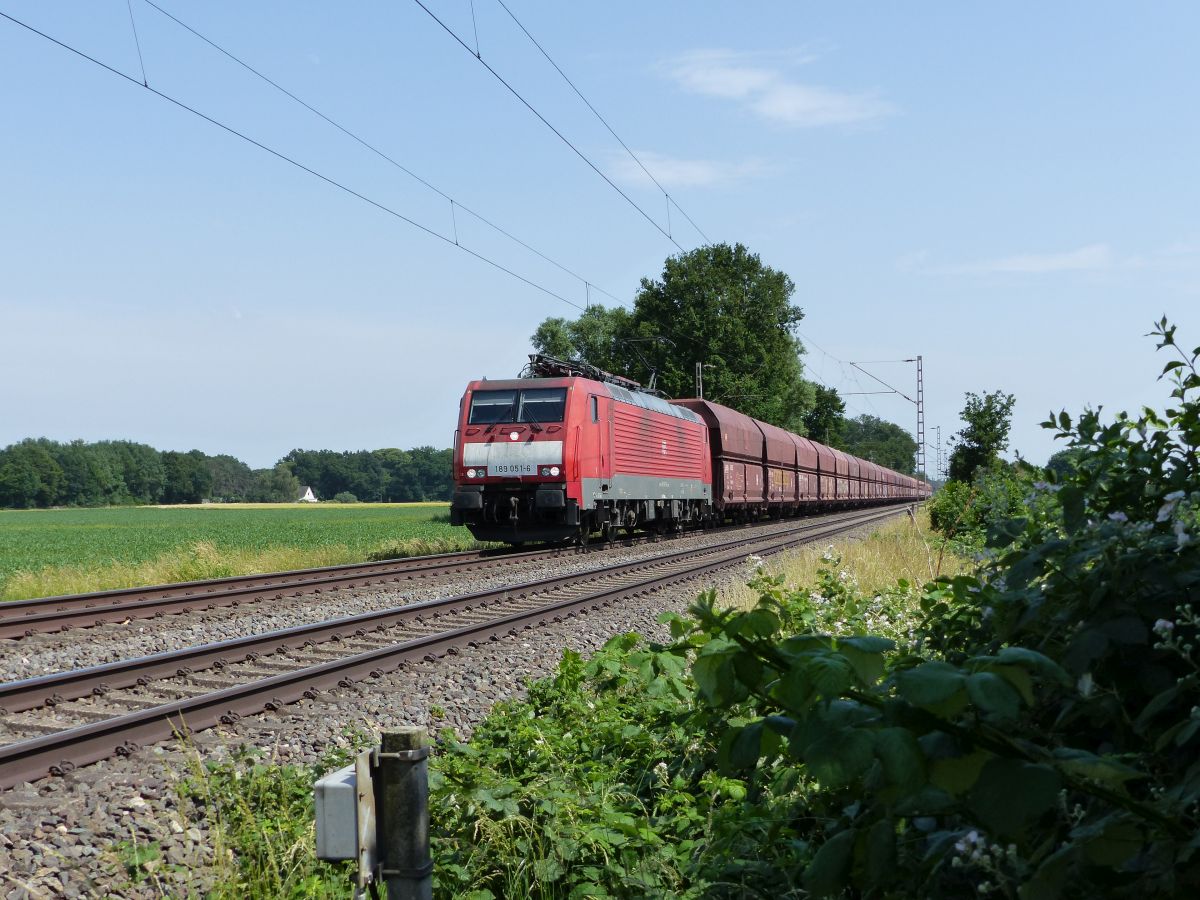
[1107,511,1128,523]
[1157,493,1185,522]
[1153,619,1175,637]
[1077,673,1094,698]
[1174,519,1191,550]
[747,554,764,567]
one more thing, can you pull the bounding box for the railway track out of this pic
[0,544,583,640]
[0,504,915,640]
[0,506,909,789]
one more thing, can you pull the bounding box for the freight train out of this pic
[450,355,931,544]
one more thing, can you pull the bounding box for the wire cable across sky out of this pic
[409,0,690,253]
[139,0,623,307]
[0,7,595,311]
[491,0,711,245]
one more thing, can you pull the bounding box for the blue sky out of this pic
[2,1,1197,469]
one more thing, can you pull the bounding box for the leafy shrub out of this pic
[331,492,358,503]
[927,460,1036,551]
[427,552,937,898]
[681,319,1200,897]
[430,638,813,898]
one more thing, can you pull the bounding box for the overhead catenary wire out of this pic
[848,362,916,405]
[491,0,711,245]
[0,8,587,311]
[138,0,622,307]
[796,331,882,420]
[799,330,915,404]
[409,0,687,252]
[124,0,147,86]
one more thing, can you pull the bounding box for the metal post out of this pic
[695,361,704,399]
[915,355,925,478]
[376,727,432,900]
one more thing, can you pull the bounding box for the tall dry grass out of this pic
[722,507,969,612]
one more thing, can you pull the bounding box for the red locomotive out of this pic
[450,355,931,544]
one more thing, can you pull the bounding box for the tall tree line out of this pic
[0,439,453,509]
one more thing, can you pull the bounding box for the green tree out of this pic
[0,440,64,507]
[1045,447,1085,479]
[249,463,301,502]
[404,446,453,501]
[346,451,387,502]
[802,384,847,447]
[530,305,634,375]
[532,243,813,431]
[162,450,213,504]
[838,414,918,474]
[948,389,1016,482]
[0,457,41,508]
[206,454,256,502]
[54,439,122,506]
[95,440,165,504]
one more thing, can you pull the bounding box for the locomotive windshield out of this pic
[468,388,567,425]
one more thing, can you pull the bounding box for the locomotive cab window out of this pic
[517,388,567,423]
[590,395,599,422]
[468,388,568,425]
[468,390,517,424]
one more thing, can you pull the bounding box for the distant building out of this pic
[297,486,318,503]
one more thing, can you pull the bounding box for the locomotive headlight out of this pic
[550,466,560,476]
[466,468,477,478]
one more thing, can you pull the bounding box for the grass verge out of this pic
[721,506,966,613]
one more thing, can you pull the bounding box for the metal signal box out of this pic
[315,749,377,882]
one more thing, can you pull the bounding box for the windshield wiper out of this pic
[484,398,517,433]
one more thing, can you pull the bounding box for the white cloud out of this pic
[664,49,895,127]
[929,243,1113,275]
[607,150,773,190]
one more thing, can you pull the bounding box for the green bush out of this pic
[680,318,1200,897]
[331,492,358,503]
[927,461,1037,551]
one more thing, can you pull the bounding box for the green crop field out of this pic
[0,503,475,601]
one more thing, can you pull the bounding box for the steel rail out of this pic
[0,506,908,789]
[0,508,896,714]
[0,545,577,640]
